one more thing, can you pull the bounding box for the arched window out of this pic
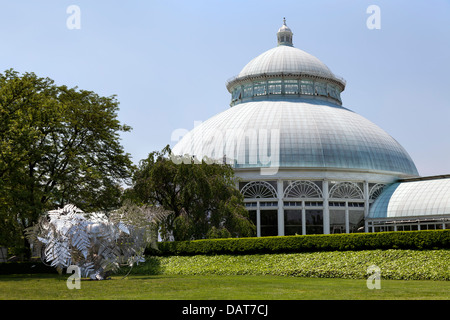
[369,184,386,200]
[284,181,322,198]
[329,182,363,200]
[240,181,278,199]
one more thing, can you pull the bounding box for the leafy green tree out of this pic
[128,145,255,241]
[0,69,134,248]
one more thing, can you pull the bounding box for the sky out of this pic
[0,0,449,177]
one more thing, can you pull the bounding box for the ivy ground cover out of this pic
[129,249,450,281]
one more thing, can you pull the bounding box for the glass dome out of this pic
[369,177,450,218]
[226,19,345,107]
[172,98,419,176]
[235,45,336,80]
[173,19,419,178]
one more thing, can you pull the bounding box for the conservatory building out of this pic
[172,19,450,236]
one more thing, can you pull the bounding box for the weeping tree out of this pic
[109,200,172,252]
[128,145,256,241]
[25,202,170,279]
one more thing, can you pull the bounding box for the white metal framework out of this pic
[241,181,278,199]
[229,78,342,106]
[369,183,386,200]
[329,182,364,199]
[284,181,322,198]
[241,179,386,237]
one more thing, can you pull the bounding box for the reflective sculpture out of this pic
[25,203,168,280]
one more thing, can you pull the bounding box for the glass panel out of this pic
[330,202,345,207]
[284,80,299,94]
[248,210,257,226]
[284,201,302,207]
[260,201,278,207]
[315,82,327,96]
[284,210,302,235]
[330,209,345,234]
[254,81,267,96]
[375,226,391,232]
[260,209,278,236]
[300,80,314,95]
[305,209,323,234]
[305,201,323,207]
[232,87,242,101]
[349,210,364,233]
[268,80,282,95]
[327,84,338,99]
[243,84,253,98]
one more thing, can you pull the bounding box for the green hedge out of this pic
[146,230,450,256]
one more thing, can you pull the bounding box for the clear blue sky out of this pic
[0,0,449,177]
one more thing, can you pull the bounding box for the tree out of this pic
[127,145,255,241]
[0,69,134,248]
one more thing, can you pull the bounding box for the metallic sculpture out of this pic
[25,203,168,280]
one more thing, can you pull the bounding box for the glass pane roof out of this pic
[237,46,336,80]
[172,99,418,176]
[369,178,450,218]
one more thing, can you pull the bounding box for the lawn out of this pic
[2,249,449,301]
[1,274,449,300]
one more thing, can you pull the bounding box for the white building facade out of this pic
[173,19,431,236]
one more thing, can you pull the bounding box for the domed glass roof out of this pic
[173,19,419,178]
[226,18,345,93]
[172,99,419,176]
[369,177,450,218]
[236,45,336,80]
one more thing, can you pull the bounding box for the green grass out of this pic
[1,249,449,300]
[1,274,450,300]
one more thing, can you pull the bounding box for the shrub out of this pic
[146,230,450,256]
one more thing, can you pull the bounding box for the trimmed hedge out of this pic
[146,230,450,256]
